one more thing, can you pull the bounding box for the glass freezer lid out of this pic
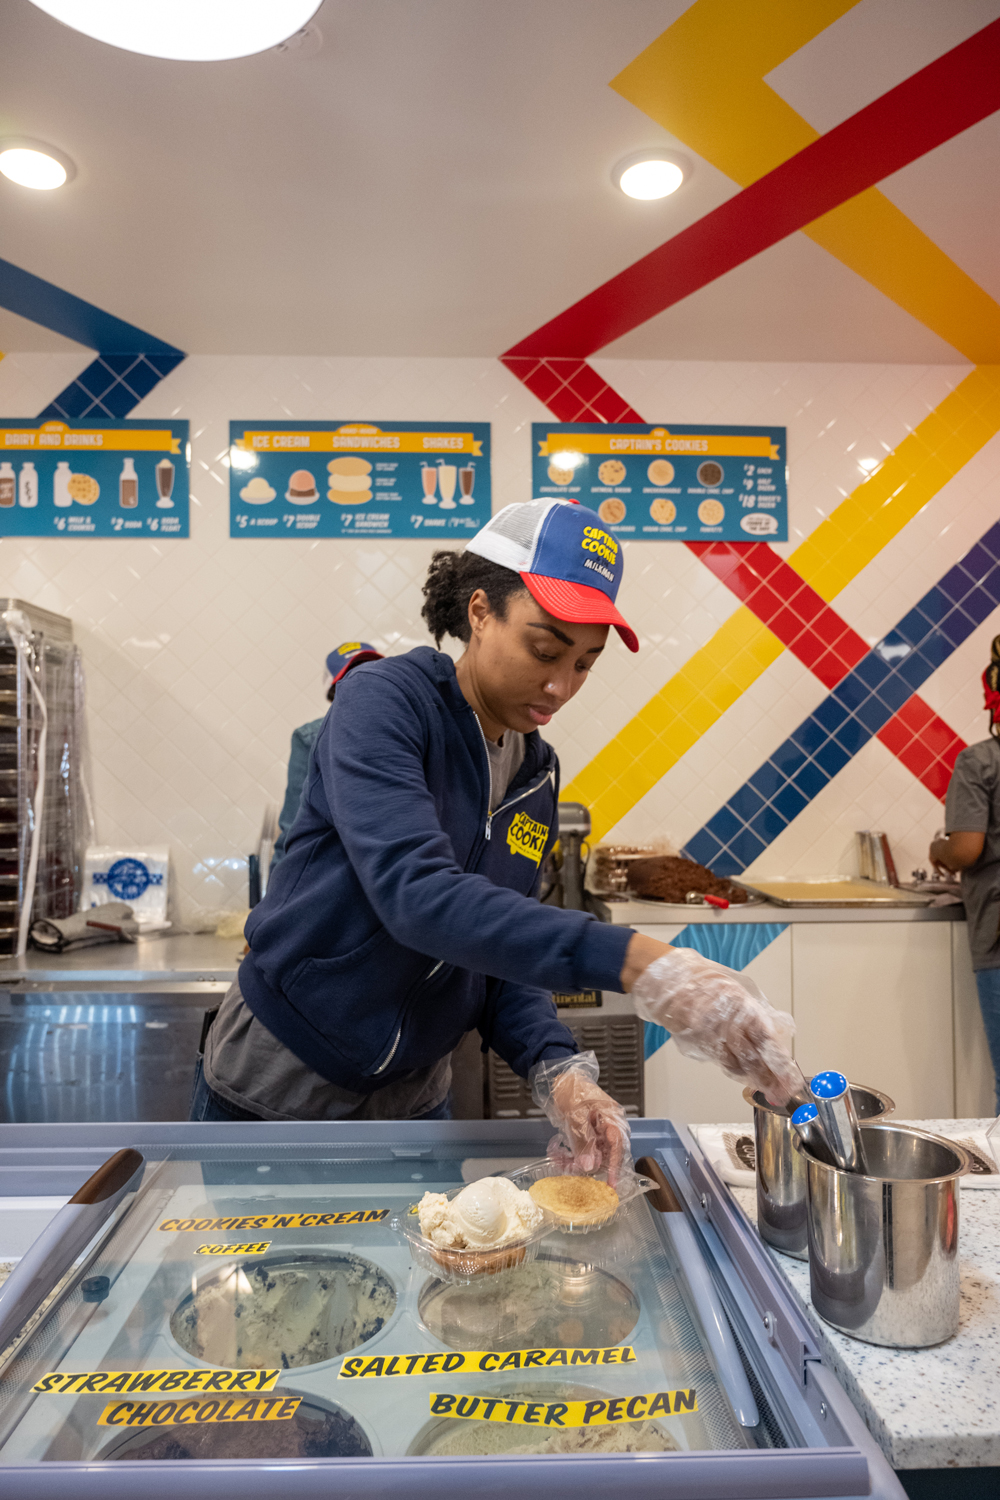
[0,1143,764,1466]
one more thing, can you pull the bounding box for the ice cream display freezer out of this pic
[0,1117,904,1498]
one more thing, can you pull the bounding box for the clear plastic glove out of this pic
[632,950,799,1104]
[530,1052,630,1187]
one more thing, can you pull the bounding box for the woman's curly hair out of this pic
[421,550,527,646]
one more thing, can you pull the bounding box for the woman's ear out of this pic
[467,587,492,641]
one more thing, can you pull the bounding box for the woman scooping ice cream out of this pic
[192,499,799,1178]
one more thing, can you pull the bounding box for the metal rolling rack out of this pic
[0,600,89,956]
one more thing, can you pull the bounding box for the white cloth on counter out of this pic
[689,1123,756,1187]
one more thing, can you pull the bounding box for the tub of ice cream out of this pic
[392,1174,555,1283]
[169,1253,397,1370]
[407,1380,681,1457]
[98,1390,374,1463]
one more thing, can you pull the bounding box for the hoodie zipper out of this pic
[473,714,555,840]
[372,958,445,1075]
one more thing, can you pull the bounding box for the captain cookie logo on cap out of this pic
[337,642,362,654]
[580,525,618,586]
[507,812,549,864]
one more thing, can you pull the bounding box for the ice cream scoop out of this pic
[418,1177,542,1250]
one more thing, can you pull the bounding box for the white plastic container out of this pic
[18,462,38,508]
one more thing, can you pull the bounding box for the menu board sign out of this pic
[229,420,491,538]
[532,422,787,541]
[0,419,189,537]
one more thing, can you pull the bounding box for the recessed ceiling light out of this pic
[0,139,75,191]
[613,151,689,201]
[27,0,323,62]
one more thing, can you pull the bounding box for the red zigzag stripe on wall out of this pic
[503,17,1000,359]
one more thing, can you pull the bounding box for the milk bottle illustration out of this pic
[54,462,72,507]
[119,457,138,509]
[0,463,14,508]
[18,462,38,507]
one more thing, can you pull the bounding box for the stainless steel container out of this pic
[797,1123,968,1348]
[744,1083,894,1260]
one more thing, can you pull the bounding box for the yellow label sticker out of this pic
[236,425,483,456]
[339,1347,635,1379]
[195,1241,271,1255]
[538,428,779,460]
[429,1389,696,1427]
[506,811,549,865]
[98,1395,300,1428]
[158,1209,388,1232]
[2,421,182,454]
[33,1369,280,1395]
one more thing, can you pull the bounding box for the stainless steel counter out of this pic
[0,933,242,992]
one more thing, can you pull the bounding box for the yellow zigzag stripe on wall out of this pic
[565,366,1000,839]
[611,0,1000,363]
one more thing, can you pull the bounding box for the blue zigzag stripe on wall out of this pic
[0,255,184,420]
[643,922,788,1058]
[684,519,1000,876]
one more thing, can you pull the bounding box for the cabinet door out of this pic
[952,923,996,1118]
[640,925,791,1123]
[791,923,953,1118]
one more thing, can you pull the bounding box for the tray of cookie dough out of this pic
[0,1150,750,1471]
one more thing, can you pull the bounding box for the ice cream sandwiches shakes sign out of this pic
[0,419,189,537]
[229,420,491,538]
[533,422,787,542]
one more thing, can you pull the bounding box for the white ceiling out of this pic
[0,0,998,362]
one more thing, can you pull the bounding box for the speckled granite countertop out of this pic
[723,1117,999,1471]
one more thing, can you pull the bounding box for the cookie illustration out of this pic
[650,498,676,524]
[327,456,372,479]
[597,459,627,486]
[697,460,723,487]
[598,497,626,525]
[698,499,725,526]
[327,456,373,504]
[547,464,575,485]
[647,459,674,486]
[68,473,99,505]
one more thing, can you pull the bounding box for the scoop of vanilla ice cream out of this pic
[417,1178,543,1250]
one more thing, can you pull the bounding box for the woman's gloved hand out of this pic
[631,950,799,1105]
[530,1052,630,1187]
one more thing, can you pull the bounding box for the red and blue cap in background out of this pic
[324,641,383,688]
[466,498,638,652]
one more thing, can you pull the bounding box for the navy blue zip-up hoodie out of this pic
[240,647,632,1093]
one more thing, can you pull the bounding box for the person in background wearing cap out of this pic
[931,634,1000,1111]
[192,500,799,1171]
[272,642,383,867]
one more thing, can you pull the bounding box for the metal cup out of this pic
[744,1083,894,1260]
[796,1123,968,1347]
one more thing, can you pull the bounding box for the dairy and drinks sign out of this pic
[0,419,189,537]
[532,422,787,542]
[229,420,491,538]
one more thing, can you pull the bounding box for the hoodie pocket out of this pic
[286,927,428,1078]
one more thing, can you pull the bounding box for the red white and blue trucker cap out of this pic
[466,499,638,652]
[325,641,383,686]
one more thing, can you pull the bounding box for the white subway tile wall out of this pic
[0,352,993,925]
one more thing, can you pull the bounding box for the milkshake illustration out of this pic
[119,457,138,509]
[54,462,72,508]
[459,464,475,504]
[18,462,38,508]
[155,457,175,509]
[420,464,438,505]
[437,463,457,509]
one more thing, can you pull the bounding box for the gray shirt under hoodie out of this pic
[946,735,1000,970]
[204,728,525,1120]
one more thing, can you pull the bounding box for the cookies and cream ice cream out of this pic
[418,1178,543,1250]
[170,1255,395,1370]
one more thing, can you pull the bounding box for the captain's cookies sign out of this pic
[533,420,787,541]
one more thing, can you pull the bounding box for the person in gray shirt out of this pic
[931,634,1000,1110]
